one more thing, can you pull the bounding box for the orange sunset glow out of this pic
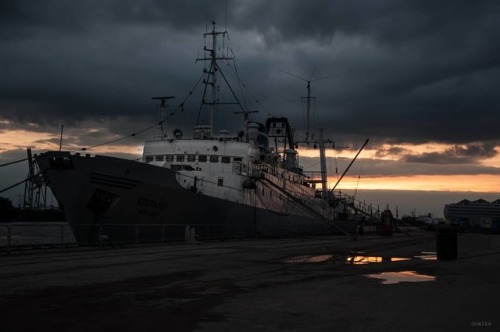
[296,141,500,193]
[0,128,143,156]
[330,174,500,193]
[1,126,498,195]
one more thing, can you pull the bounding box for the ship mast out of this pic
[152,96,175,140]
[305,80,312,143]
[279,70,336,144]
[280,70,337,197]
[196,21,233,137]
[319,128,327,197]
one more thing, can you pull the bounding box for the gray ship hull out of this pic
[35,151,332,244]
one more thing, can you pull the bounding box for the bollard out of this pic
[436,226,457,260]
[185,225,200,244]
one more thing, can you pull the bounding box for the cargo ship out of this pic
[35,22,372,244]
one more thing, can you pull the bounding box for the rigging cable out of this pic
[353,156,366,200]
[214,62,245,112]
[228,47,273,116]
[0,158,29,168]
[0,172,39,194]
[80,74,204,153]
[0,157,34,193]
[226,49,249,110]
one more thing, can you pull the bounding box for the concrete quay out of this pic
[0,232,499,331]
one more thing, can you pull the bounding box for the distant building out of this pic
[444,199,500,229]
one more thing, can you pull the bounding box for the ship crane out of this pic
[330,138,370,192]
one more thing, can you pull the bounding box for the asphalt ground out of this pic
[1,232,498,331]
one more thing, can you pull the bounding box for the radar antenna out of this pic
[279,69,336,143]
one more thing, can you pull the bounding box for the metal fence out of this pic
[0,222,222,254]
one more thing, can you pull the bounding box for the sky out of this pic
[0,0,499,217]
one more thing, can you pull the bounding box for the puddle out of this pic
[284,254,410,264]
[284,251,437,265]
[365,270,436,284]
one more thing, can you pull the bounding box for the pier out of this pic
[0,232,498,331]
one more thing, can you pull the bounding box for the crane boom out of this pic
[330,138,369,192]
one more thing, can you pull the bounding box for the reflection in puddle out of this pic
[284,252,437,265]
[345,256,411,265]
[390,257,412,262]
[365,271,436,284]
[284,254,333,263]
[415,252,437,261]
[284,254,414,264]
[346,256,382,264]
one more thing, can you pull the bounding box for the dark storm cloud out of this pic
[374,146,409,158]
[1,0,499,146]
[0,0,222,33]
[234,1,498,45]
[0,0,228,129]
[403,142,499,164]
[230,0,500,144]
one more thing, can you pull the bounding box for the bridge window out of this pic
[198,155,207,162]
[221,156,230,164]
[177,155,184,162]
[187,155,195,162]
[218,178,223,186]
[166,155,174,162]
[145,156,153,163]
[210,155,219,162]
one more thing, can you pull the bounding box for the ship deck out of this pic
[1,232,498,331]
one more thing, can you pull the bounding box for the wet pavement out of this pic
[0,232,499,331]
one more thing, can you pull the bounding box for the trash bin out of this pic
[436,226,457,260]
